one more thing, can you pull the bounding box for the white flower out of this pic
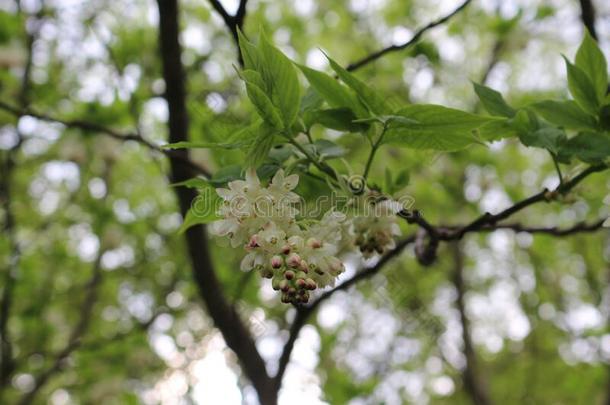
[353,199,402,258]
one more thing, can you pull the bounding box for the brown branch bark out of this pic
[0,101,211,178]
[398,164,607,264]
[347,0,472,71]
[451,242,492,405]
[155,1,276,404]
[577,0,597,39]
[207,0,249,64]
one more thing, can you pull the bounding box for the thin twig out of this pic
[347,0,473,71]
[0,101,212,178]
[207,0,249,64]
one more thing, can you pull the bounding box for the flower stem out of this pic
[363,124,388,182]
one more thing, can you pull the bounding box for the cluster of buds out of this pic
[246,228,345,304]
[270,249,318,304]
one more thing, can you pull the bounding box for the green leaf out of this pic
[519,127,566,155]
[300,87,324,113]
[177,180,222,233]
[473,82,516,118]
[575,30,608,102]
[297,64,365,116]
[564,56,600,115]
[259,32,301,128]
[312,139,346,159]
[382,104,495,151]
[171,177,211,189]
[326,55,391,115]
[245,124,277,167]
[239,69,266,90]
[477,119,519,141]
[384,168,410,195]
[179,205,219,234]
[384,168,393,194]
[304,108,365,132]
[164,121,261,150]
[244,81,283,129]
[600,104,610,130]
[210,165,242,186]
[531,100,597,130]
[510,109,539,135]
[394,169,410,189]
[559,132,610,163]
[163,140,248,150]
[237,28,264,73]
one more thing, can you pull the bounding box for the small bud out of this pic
[247,236,259,249]
[299,260,309,272]
[287,287,297,296]
[300,292,310,303]
[296,271,308,280]
[281,245,291,255]
[306,237,322,249]
[296,278,306,289]
[281,294,291,303]
[270,255,283,269]
[272,278,281,290]
[284,270,295,280]
[279,280,289,292]
[287,253,301,268]
[305,278,317,290]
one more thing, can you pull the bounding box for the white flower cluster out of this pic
[210,169,402,304]
[353,199,402,258]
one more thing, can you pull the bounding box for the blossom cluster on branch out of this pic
[210,169,402,303]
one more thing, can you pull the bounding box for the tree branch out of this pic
[273,234,416,388]
[17,252,104,405]
[155,2,275,404]
[347,0,473,71]
[0,101,212,178]
[207,0,249,64]
[0,6,39,394]
[577,0,597,39]
[398,164,608,264]
[450,242,491,405]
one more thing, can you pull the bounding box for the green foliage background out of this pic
[0,0,610,404]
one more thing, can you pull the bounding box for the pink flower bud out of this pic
[279,280,289,292]
[281,245,291,255]
[296,278,306,289]
[270,255,283,269]
[287,253,301,268]
[284,270,295,280]
[247,236,259,249]
[305,278,317,290]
